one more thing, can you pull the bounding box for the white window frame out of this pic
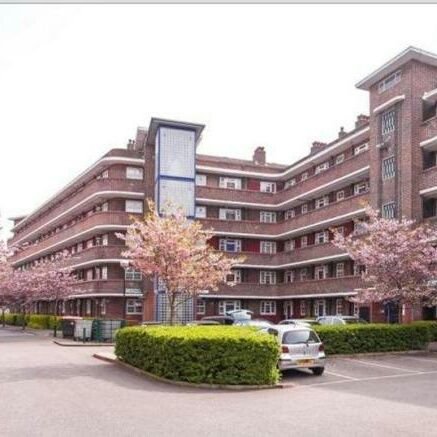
[301,172,308,181]
[196,299,206,315]
[300,300,307,316]
[354,182,369,195]
[336,262,345,278]
[301,235,308,248]
[219,177,242,190]
[125,268,142,281]
[354,143,369,155]
[125,200,144,214]
[126,166,144,180]
[226,269,242,284]
[315,162,329,175]
[382,155,395,180]
[336,190,345,201]
[260,301,276,315]
[336,298,344,315]
[315,230,329,245]
[285,178,296,189]
[301,204,308,214]
[195,174,207,186]
[100,298,106,315]
[260,241,277,254]
[219,300,241,315]
[315,195,329,209]
[219,208,241,221]
[315,265,328,280]
[260,211,277,223]
[336,154,345,165]
[86,299,92,315]
[300,268,308,281]
[195,206,207,218]
[285,270,294,283]
[285,209,295,220]
[219,238,242,253]
[382,201,396,219]
[260,181,277,193]
[314,299,326,317]
[260,270,277,285]
[284,239,295,252]
[126,298,143,315]
[378,70,401,94]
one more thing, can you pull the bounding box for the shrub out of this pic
[314,324,430,355]
[2,313,61,329]
[115,326,280,385]
[411,321,437,342]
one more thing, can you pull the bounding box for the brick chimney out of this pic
[338,126,347,138]
[311,141,327,155]
[355,114,370,129]
[253,147,266,165]
[133,127,148,151]
[126,139,135,150]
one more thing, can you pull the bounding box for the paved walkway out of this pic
[1,328,437,437]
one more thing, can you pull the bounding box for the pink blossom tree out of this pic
[0,242,14,326]
[118,202,245,324]
[332,206,437,306]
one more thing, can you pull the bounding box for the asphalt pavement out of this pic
[1,327,437,437]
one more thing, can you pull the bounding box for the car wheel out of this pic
[312,367,324,376]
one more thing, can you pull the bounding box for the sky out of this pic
[1,4,437,240]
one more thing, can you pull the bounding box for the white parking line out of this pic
[296,369,437,388]
[324,370,358,381]
[345,358,417,373]
[399,355,437,365]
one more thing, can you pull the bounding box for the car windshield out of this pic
[282,330,320,344]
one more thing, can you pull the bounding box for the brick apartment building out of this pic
[8,46,437,324]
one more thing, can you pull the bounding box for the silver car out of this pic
[267,326,326,375]
[317,315,368,325]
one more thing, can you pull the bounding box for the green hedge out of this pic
[411,321,437,342]
[314,324,431,355]
[2,313,61,329]
[115,326,280,385]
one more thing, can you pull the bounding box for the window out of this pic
[260,181,276,193]
[97,169,109,179]
[301,204,308,214]
[315,265,328,280]
[219,300,241,315]
[336,154,345,165]
[125,288,142,295]
[284,239,295,252]
[285,178,296,189]
[125,200,143,214]
[336,298,344,315]
[102,202,109,212]
[315,196,329,209]
[354,263,366,276]
[219,177,241,190]
[382,156,395,180]
[101,266,108,280]
[382,202,396,219]
[378,70,401,94]
[354,143,369,155]
[86,299,91,315]
[336,190,345,201]
[100,299,106,316]
[219,208,241,221]
[315,230,329,245]
[300,268,308,281]
[219,238,241,252]
[314,299,326,317]
[260,271,277,285]
[195,206,207,218]
[94,267,101,280]
[300,300,307,316]
[260,241,277,254]
[86,239,93,249]
[315,162,329,174]
[195,174,207,186]
[285,209,295,220]
[354,182,369,195]
[125,268,142,281]
[260,301,276,315]
[336,262,345,278]
[196,299,206,315]
[86,269,93,281]
[301,235,308,248]
[126,299,143,315]
[381,110,396,135]
[285,271,294,283]
[226,269,242,284]
[301,172,308,181]
[353,303,359,317]
[126,166,144,180]
[260,211,277,223]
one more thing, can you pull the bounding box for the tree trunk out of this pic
[22,306,26,331]
[2,308,5,328]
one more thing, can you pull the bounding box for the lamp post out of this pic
[120,260,130,322]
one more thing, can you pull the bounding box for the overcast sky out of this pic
[1,4,437,239]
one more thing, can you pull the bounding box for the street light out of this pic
[120,260,130,322]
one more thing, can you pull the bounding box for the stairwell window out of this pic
[260,211,277,223]
[125,200,144,214]
[260,241,277,254]
[381,110,396,135]
[382,202,396,219]
[219,238,242,253]
[219,177,241,190]
[219,208,241,221]
[260,301,276,315]
[260,181,276,193]
[382,156,395,180]
[260,271,277,285]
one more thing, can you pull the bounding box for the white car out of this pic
[317,316,368,325]
[267,325,326,375]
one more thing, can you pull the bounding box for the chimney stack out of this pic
[127,139,135,150]
[338,126,347,138]
[311,141,327,155]
[355,114,370,129]
[253,147,266,165]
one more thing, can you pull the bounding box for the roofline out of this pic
[356,46,437,90]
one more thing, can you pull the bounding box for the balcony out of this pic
[66,245,126,268]
[212,276,363,298]
[11,212,135,266]
[199,193,368,238]
[196,151,369,209]
[10,178,144,247]
[224,244,349,268]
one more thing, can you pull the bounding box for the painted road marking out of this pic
[324,370,359,381]
[345,358,417,373]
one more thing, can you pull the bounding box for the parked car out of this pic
[200,315,235,325]
[267,326,326,375]
[278,319,320,327]
[187,320,220,326]
[233,319,274,329]
[317,315,368,326]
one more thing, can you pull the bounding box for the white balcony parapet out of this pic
[420,135,437,152]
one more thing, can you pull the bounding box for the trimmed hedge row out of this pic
[412,321,437,342]
[314,323,431,355]
[2,313,61,329]
[115,326,280,385]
